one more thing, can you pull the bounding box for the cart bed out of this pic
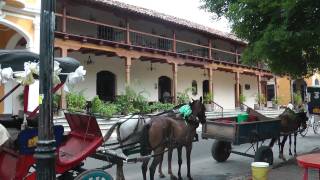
[202,117,281,145]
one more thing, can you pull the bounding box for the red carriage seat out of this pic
[56,113,103,171]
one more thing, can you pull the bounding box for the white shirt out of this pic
[0,124,10,146]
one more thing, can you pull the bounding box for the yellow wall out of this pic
[4,15,34,41]
[276,77,291,105]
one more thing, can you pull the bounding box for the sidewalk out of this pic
[229,148,320,180]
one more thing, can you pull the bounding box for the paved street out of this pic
[84,130,320,180]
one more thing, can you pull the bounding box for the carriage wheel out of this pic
[211,140,231,162]
[74,169,113,180]
[254,146,273,165]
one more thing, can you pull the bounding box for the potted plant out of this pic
[177,88,191,105]
[239,94,246,111]
[254,94,266,110]
[271,96,281,110]
[203,92,213,111]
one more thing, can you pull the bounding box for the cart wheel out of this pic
[254,146,273,165]
[211,140,231,162]
[74,169,113,180]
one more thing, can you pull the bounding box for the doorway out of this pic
[97,71,116,101]
[158,76,172,103]
[203,80,209,96]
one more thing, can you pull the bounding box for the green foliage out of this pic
[66,90,87,112]
[293,91,303,106]
[239,94,246,104]
[53,94,61,110]
[255,94,266,104]
[177,88,191,105]
[99,102,118,118]
[203,92,213,104]
[148,102,175,113]
[272,96,282,105]
[201,0,320,78]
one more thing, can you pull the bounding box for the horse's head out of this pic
[188,97,206,125]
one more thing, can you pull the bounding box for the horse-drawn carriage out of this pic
[0,50,115,179]
[202,104,308,165]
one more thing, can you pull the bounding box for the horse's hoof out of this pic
[178,177,183,180]
[289,152,292,156]
[159,173,166,178]
[170,175,178,180]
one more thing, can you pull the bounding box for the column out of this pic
[60,47,68,110]
[172,31,176,53]
[235,71,240,107]
[208,68,213,94]
[125,56,132,86]
[208,39,212,60]
[274,76,278,99]
[172,63,178,104]
[257,74,262,106]
[126,18,130,45]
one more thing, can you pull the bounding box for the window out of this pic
[192,80,197,95]
[315,79,319,86]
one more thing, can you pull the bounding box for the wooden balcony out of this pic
[54,13,268,72]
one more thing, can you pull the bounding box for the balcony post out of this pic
[208,67,213,94]
[257,74,262,106]
[172,31,176,52]
[235,47,239,64]
[125,56,132,85]
[235,71,240,107]
[208,39,212,60]
[62,4,66,33]
[126,18,130,45]
[60,47,68,110]
[172,63,178,104]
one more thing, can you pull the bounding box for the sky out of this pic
[115,0,231,33]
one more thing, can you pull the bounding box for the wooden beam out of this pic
[235,71,240,107]
[125,57,132,85]
[126,18,130,45]
[208,68,213,95]
[173,31,176,53]
[62,4,67,33]
[208,39,212,60]
[172,63,178,104]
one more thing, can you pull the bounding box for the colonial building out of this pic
[2,0,316,113]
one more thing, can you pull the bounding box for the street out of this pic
[84,131,320,180]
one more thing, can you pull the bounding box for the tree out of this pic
[201,0,320,78]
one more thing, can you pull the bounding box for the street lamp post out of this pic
[35,0,56,179]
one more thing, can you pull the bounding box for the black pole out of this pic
[35,0,56,179]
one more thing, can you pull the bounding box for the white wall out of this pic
[240,74,258,108]
[212,71,235,109]
[65,53,260,109]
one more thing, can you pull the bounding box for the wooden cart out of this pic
[202,108,281,165]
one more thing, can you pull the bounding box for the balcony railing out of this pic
[55,14,265,68]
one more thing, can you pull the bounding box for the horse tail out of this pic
[140,123,151,156]
[103,122,120,141]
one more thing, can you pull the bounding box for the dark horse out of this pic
[269,108,308,160]
[139,98,206,180]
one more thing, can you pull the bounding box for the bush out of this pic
[99,103,118,118]
[239,94,246,104]
[177,88,191,105]
[203,92,213,104]
[66,90,87,112]
[293,91,303,106]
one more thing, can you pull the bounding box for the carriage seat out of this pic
[56,113,103,167]
[0,115,23,129]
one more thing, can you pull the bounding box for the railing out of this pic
[55,14,265,67]
[212,101,224,118]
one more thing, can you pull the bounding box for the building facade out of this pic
[1,0,294,114]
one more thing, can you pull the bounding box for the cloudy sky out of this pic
[115,0,231,33]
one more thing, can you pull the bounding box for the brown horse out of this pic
[269,108,308,160]
[140,98,206,180]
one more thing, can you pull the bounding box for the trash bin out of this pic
[251,162,269,180]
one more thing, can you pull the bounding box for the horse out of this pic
[139,98,206,180]
[269,108,308,161]
[103,114,150,180]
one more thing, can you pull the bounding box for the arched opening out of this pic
[203,80,209,96]
[0,23,29,114]
[315,79,319,86]
[192,80,197,95]
[97,71,116,101]
[158,76,172,103]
